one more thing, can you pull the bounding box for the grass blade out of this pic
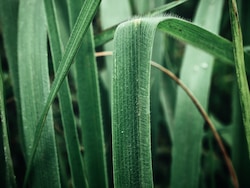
[24,0,101,182]
[76,26,108,188]
[0,60,16,188]
[170,1,224,187]
[67,0,108,186]
[43,0,87,187]
[18,0,61,187]
[112,17,166,187]
[229,0,250,157]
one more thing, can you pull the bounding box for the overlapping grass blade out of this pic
[18,1,61,187]
[24,0,101,182]
[170,0,224,187]
[67,0,108,186]
[229,0,250,156]
[43,0,87,187]
[95,0,187,47]
[0,61,16,188]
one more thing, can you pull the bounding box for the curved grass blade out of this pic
[43,0,87,187]
[0,60,16,188]
[95,0,187,47]
[18,1,61,187]
[112,17,167,187]
[96,15,250,73]
[229,0,250,157]
[24,0,101,183]
[67,0,108,186]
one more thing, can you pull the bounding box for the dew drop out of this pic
[200,62,208,69]
[121,131,124,134]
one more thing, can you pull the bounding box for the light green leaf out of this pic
[170,1,224,187]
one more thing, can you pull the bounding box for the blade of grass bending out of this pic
[18,1,61,187]
[95,16,250,73]
[0,61,16,188]
[95,0,187,47]
[112,13,235,187]
[24,0,101,183]
[43,0,87,187]
[229,0,250,157]
[67,0,108,186]
[170,1,224,187]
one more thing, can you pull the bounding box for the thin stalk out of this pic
[150,61,239,188]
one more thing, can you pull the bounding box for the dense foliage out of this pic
[0,0,250,187]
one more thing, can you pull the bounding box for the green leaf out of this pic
[112,17,167,187]
[229,0,250,157]
[24,0,101,183]
[170,1,224,187]
[18,0,61,187]
[43,0,87,187]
